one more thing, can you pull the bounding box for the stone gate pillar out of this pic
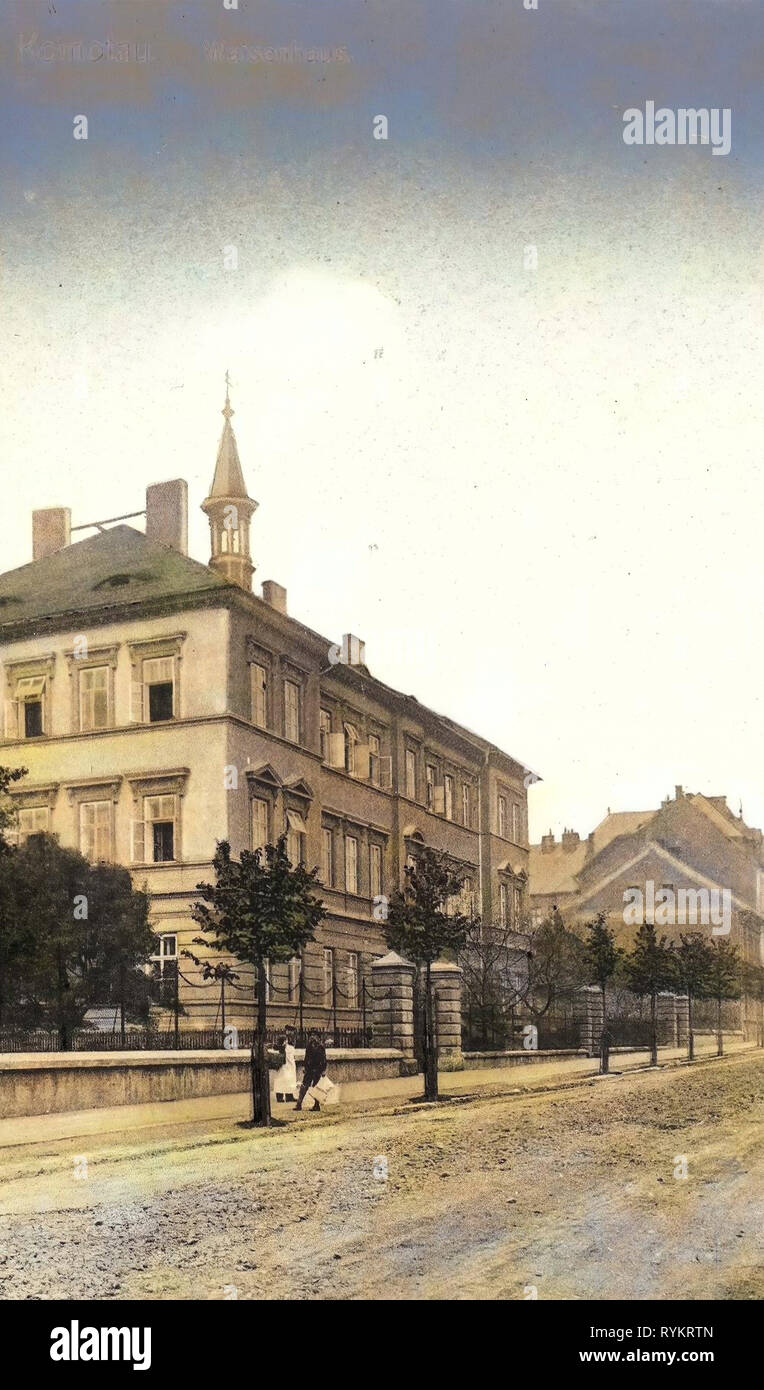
[371,952,417,1072]
[574,985,604,1057]
[430,960,464,1071]
[657,992,678,1047]
[675,994,690,1047]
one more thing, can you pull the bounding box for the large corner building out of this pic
[0,388,532,1030]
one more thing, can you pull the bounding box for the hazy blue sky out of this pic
[1,0,762,839]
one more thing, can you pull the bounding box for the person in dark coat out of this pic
[294,1029,327,1111]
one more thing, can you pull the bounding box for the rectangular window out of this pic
[347,952,359,1008]
[80,800,112,862]
[405,749,417,800]
[319,709,332,761]
[284,679,300,743]
[498,795,508,838]
[461,877,474,916]
[345,834,359,894]
[16,676,47,739]
[151,933,178,979]
[286,808,306,866]
[144,794,176,863]
[425,762,436,810]
[513,885,522,923]
[368,733,380,785]
[512,802,520,842]
[444,774,454,821]
[344,722,357,775]
[251,663,268,729]
[323,947,334,1005]
[12,805,49,844]
[499,882,508,927]
[79,665,109,732]
[462,784,471,828]
[370,843,382,899]
[143,657,174,723]
[6,676,47,740]
[321,826,334,886]
[24,701,43,738]
[252,797,269,854]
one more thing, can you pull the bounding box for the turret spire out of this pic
[201,375,258,591]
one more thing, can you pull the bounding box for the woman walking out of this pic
[272,1026,298,1103]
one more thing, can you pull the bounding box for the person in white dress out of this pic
[273,1027,298,1103]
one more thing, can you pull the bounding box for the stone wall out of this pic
[0,1047,404,1120]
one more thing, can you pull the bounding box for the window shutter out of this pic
[327,732,345,768]
[130,680,144,723]
[131,819,145,863]
[378,756,393,790]
[4,700,17,739]
[354,743,371,780]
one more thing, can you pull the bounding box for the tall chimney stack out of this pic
[32,507,71,561]
[146,479,188,554]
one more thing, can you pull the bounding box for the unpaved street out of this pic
[0,1052,761,1301]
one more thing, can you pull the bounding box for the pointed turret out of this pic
[201,376,258,591]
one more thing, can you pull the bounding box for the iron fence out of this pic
[0,1024,373,1053]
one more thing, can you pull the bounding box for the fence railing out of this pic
[0,1025,374,1054]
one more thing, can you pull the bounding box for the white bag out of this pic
[308,1074,340,1106]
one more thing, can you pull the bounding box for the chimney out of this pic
[675,785,683,800]
[561,828,580,853]
[342,633,366,667]
[146,479,188,555]
[33,507,71,561]
[541,830,556,854]
[261,580,287,615]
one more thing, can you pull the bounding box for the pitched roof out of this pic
[590,809,656,854]
[0,525,227,631]
[529,840,588,896]
[686,792,746,841]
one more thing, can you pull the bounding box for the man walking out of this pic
[295,1029,327,1111]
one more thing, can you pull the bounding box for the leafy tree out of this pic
[704,938,741,1057]
[673,933,713,1060]
[0,763,28,849]
[193,837,325,1126]
[384,846,471,1101]
[623,922,677,1065]
[0,835,154,1044]
[81,863,154,1041]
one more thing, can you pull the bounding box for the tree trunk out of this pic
[251,958,271,1126]
[650,989,658,1066]
[423,961,438,1102]
[688,990,694,1061]
[716,995,723,1057]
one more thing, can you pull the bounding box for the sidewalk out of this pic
[0,1037,755,1153]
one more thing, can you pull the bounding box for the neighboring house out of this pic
[0,386,533,1030]
[529,787,764,1036]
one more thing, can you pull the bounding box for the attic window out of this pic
[92,570,156,592]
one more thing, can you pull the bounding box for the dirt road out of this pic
[0,1052,761,1300]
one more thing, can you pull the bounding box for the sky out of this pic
[0,0,762,841]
